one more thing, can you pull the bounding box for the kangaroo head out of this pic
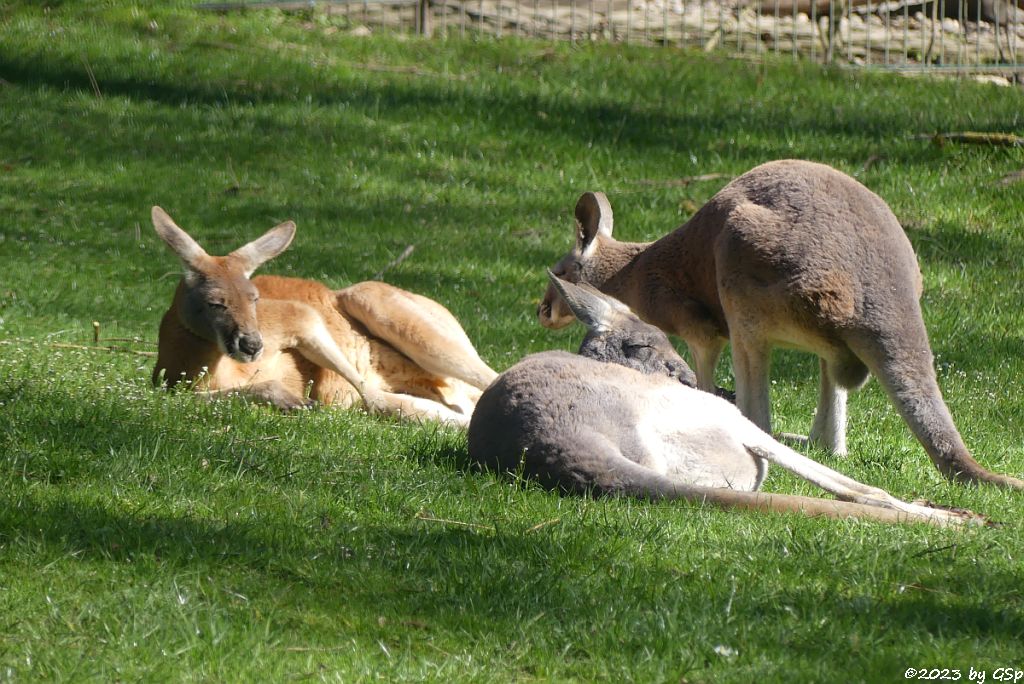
[539,191,626,329]
[548,271,697,386]
[152,206,295,363]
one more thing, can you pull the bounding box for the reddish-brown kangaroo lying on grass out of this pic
[538,159,1023,489]
[151,207,497,426]
[471,273,982,526]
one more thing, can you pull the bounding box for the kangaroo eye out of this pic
[624,343,652,356]
[208,300,227,310]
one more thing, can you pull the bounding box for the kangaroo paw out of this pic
[910,499,996,527]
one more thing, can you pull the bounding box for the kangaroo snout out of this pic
[538,287,573,329]
[229,331,264,362]
[537,299,552,324]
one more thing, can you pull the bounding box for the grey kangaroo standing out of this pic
[468,273,979,526]
[538,159,1022,489]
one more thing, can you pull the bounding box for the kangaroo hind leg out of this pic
[742,444,982,526]
[583,441,975,526]
[337,281,498,390]
[367,390,472,428]
[729,332,773,434]
[807,352,868,455]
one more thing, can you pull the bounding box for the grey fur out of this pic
[549,273,697,386]
[469,275,980,526]
[538,159,1022,489]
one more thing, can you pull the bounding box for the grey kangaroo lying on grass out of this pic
[469,273,982,526]
[538,159,1023,489]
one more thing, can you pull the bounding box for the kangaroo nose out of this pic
[238,334,263,359]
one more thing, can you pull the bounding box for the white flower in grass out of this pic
[713,644,737,659]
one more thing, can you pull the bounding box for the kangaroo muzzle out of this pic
[227,331,264,362]
[538,288,573,329]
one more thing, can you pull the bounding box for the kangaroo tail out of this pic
[850,329,1024,489]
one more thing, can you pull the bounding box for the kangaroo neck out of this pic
[596,222,727,337]
[592,239,651,300]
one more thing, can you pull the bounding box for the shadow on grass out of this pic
[910,219,1023,271]
[0,38,970,177]
[2,375,1021,662]
[3,487,1023,653]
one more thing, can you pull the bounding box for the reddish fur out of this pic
[151,207,496,423]
[155,275,474,408]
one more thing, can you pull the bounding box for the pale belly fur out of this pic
[630,384,767,491]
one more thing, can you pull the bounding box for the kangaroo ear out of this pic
[231,220,296,277]
[574,192,613,257]
[547,270,627,333]
[152,206,208,270]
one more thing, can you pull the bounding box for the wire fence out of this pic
[200,0,1024,74]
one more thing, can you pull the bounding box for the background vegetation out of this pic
[1,1,1023,680]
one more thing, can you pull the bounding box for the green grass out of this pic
[2,1,1024,681]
